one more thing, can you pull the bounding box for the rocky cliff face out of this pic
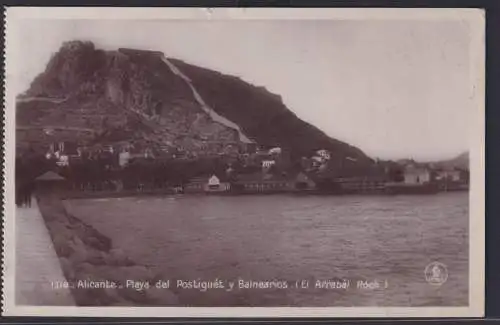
[17,40,371,163]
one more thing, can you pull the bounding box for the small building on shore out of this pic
[403,165,431,185]
[118,150,131,167]
[383,164,439,194]
[34,171,67,196]
[435,168,461,182]
[294,172,317,190]
[184,174,231,193]
[315,163,389,193]
[332,175,387,193]
[233,172,294,193]
[434,168,469,191]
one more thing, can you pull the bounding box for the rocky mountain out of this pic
[432,151,469,170]
[16,40,371,164]
[395,152,469,170]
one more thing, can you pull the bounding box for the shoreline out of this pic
[62,188,469,200]
[35,192,179,306]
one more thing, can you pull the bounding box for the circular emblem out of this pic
[424,262,448,286]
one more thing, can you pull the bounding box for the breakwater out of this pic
[36,193,179,306]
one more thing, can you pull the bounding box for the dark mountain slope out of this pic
[170,58,371,162]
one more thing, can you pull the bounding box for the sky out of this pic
[12,18,476,161]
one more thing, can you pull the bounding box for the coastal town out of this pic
[16,139,469,201]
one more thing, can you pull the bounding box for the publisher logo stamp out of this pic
[424,262,448,286]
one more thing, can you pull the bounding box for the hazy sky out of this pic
[13,18,475,160]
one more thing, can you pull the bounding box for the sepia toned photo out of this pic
[3,7,485,317]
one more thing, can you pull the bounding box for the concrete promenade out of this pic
[15,198,75,305]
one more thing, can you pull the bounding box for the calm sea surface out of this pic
[65,192,469,307]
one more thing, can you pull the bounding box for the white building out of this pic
[436,169,461,182]
[207,175,222,190]
[262,160,276,169]
[316,149,331,160]
[404,167,431,184]
[185,174,231,193]
[119,151,131,167]
[56,154,69,167]
[269,147,282,155]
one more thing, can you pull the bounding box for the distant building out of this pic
[268,147,282,155]
[316,149,331,160]
[435,169,461,182]
[47,141,79,157]
[207,175,231,192]
[35,171,67,195]
[403,166,431,185]
[294,172,317,190]
[184,177,206,193]
[119,151,131,167]
[256,146,270,155]
[45,141,80,165]
[318,163,389,193]
[243,141,257,154]
[144,148,155,159]
[262,160,276,169]
[56,154,69,167]
[49,141,64,154]
[233,173,294,193]
[335,176,387,193]
[102,144,115,154]
[158,144,171,154]
[184,174,231,193]
[434,168,469,191]
[311,156,324,168]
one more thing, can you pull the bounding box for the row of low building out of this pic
[184,172,312,194]
[183,163,469,195]
[26,163,469,197]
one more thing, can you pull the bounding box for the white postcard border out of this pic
[2,7,485,317]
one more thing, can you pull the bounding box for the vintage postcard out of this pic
[2,7,485,317]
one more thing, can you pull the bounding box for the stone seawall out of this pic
[36,193,178,306]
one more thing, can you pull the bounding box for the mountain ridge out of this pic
[431,151,469,170]
[16,40,372,164]
[394,151,469,170]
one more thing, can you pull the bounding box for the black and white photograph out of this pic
[3,7,485,317]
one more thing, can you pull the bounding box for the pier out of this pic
[15,198,75,306]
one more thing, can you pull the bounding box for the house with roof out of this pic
[56,154,70,167]
[262,159,276,170]
[434,168,461,182]
[403,165,431,185]
[294,172,317,190]
[35,171,67,194]
[315,149,331,161]
[119,150,131,168]
[433,167,469,191]
[311,156,325,169]
[184,174,232,194]
[46,141,80,163]
[268,147,282,156]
